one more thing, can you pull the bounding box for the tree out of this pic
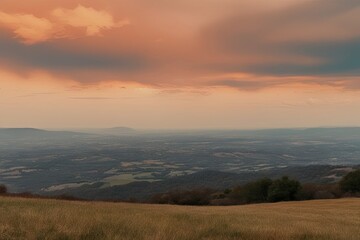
[231,178,273,203]
[340,170,360,193]
[267,176,301,202]
[0,184,7,194]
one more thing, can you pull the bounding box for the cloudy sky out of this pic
[1,0,360,129]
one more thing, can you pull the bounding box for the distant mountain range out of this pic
[2,127,360,139]
[237,127,360,139]
[0,128,89,140]
[74,127,136,135]
[0,127,137,139]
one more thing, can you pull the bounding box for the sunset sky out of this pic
[1,0,360,129]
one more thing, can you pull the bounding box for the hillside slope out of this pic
[0,197,359,240]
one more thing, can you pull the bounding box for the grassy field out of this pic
[0,197,359,240]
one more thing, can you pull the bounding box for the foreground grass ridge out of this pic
[0,197,359,240]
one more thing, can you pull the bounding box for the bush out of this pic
[295,183,317,200]
[231,178,273,203]
[340,170,360,193]
[296,183,341,200]
[313,191,335,199]
[0,184,7,194]
[224,188,232,195]
[151,188,215,205]
[267,176,301,202]
[210,198,239,206]
[230,177,302,204]
[55,194,84,201]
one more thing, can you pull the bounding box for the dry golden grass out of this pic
[0,197,359,240]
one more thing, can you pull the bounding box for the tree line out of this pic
[1,170,360,205]
[150,170,360,205]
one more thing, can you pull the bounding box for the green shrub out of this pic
[0,184,7,194]
[267,176,301,202]
[151,188,215,205]
[231,178,273,203]
[340,170,360,193]
[296,183,341,200]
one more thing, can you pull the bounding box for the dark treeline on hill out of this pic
[0,184,7,194]
[0,184,84,201]
[340,170,360,193]
[1,170,360,206]
[150,176,302,205]
[151,170,360,206]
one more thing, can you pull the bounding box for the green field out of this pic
[0,197,359,240]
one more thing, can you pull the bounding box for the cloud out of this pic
[0,11,54,44]
[0,5,128,44]
[204,0,360,79]
[210,79,277,91]
[52,5,129,36]
[0,33,147,81]
[207,75,360,91]
[70,97,114,100]
[1,0,360,91]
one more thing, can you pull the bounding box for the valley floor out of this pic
[0,197,359,240]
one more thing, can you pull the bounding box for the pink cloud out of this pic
[0,5,129,44]
[52,5,129,36]
[0,11,54,44]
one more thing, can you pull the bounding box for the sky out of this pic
[1,0,360,129]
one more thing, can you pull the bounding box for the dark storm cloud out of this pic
[205,0,360,79]
[0,33,147,79]
[209,79,276,90]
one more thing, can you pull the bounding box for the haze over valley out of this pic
[1,127,359,200]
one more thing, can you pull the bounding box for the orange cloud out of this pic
[0,11,54,44]
[52,5,129,36]
[1,0,360,91]
[0,5,128,44]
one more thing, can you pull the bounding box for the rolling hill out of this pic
[0,196,359,240]
[73,127,136,135]
[0,128,89,140]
